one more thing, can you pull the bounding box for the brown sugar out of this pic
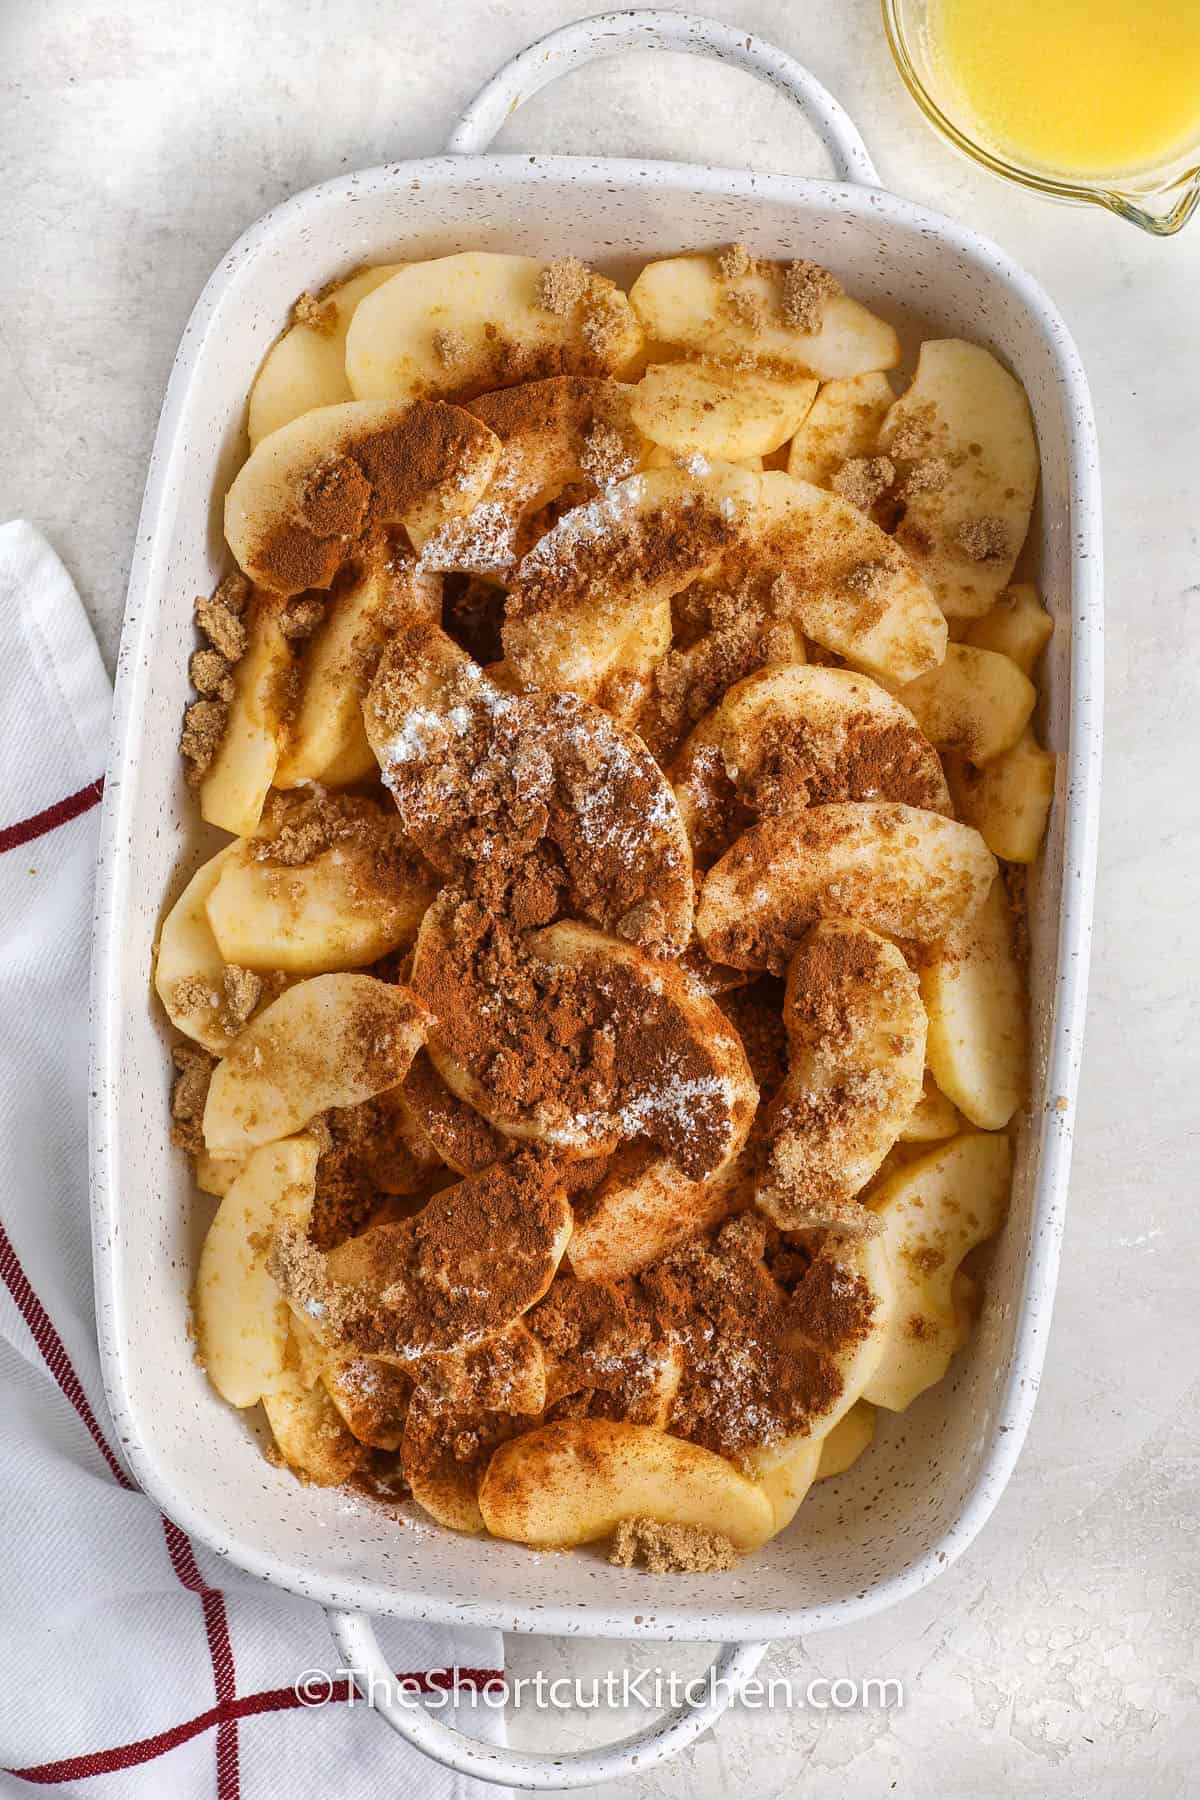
[188,648,235,701]
[195,589,248,663]
[831,455,895,513]
[279,595,326,640]
[956,515,1010,562]
[717,242,754,283]
[903,455,950,496]
[169,1043,215,1155]
[179,700,228,785]
[432,328,469,366]
[536,256,591,316]
[292,290,339,334]
[780,258,842,332]
[609,1518,739,1573]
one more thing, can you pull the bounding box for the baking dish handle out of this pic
[446,8,880,185]
[327,1607,768,1790]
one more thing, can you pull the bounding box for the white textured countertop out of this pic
[3,2,1198,1794]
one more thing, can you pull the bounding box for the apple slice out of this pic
[815,1399,876,1480]
[247,264,403,447]
[194,1148,246,1197]
[697,801,997,974]
[503,463,756,705]
[964,582,1053,675]
[276,557,439,788]
[194,1135,319,1408]
[263,1366,368,1485]
[629,254,900,380]
[754,471,947,684]
[900,1071,961,1143]
[204,800,436,977]
[154,846,240,1052]
[202,974,430,1156]
[479,1418,776,1551]
[224,399,500,594]
[672,662,950,863]
[881,340,1039,619]
[345,253,644,404]
[945,727,1056,864]
[897,644,1036,764]
[921,876,1028,1130]
[198,599,292,837]
[864,1132,1010,1411]
[567,1144,746,1283]
[322,1355,414,1452]
[758,922,927,1232]
[631,360,817,461]
[786,371,895,487]
[744,1433,823,1533]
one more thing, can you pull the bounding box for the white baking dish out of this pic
[90,12,1102,1788]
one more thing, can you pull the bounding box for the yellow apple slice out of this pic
[275,556,440,788]
[345,253,644,404]
[881,340,1039,619]
[194,1135,319,1408]
[502,463,756,705]
[479,1418,776,1551]
[815,1399,876,1480]
[631,360,818,461]
[964,582,1053,675]
[204,806,436,977]
[697,801,997,974]
[744,1434,823,1533]
[567,1145,746,1283]
[263,1365,368,1485]
[322,1355,413,1452]
[897,644,1036,764]
[154,846,240,1052]
[921,876,1028,1130]
[247,264,404,447]
[198,600,292,837]
[900,1072,961,1143]
[672,662,950,862]
[754,471,947,684]
[194,1148,246,1196]
[224,399,500,593]
[945,728,1057,864]
[202,974,430,1156]
[864,1132,1010,1410]
[629,254,899,380]
[786,371,895,487]
[758,922,927,1232]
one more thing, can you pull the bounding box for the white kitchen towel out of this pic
[0,521,509,1799]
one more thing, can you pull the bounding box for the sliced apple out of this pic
[194,1135,319,1408]
[154,846,240,1052]
[224,399,500,594]
[567,1144,746,1283]
[323,1355,414,1452]
[900,1072,961,1143]
[697,802,996,974]
[758,923,926,1232]
[964,582,1053,675]
[628,254,899,380]
[479,1418,776,1551]
[202,974,430,1156]
[198,600,292,837]
[631,360,818,461]
[503,463,756,705]
[921,876,1028,1130]
[672,662,950,863]
[275,556,440,788]
[345,253,644,405]
[194,1148,246,1196]
[786,371,895,487]
[815,1399,876,1480]
[864,1132,1010,1410]
[897,644,1035,764]
[754,471,947,684]
[945,728,1057,864]
[881,340,1039,619]
[263,1366,368,1485]
[247,264,403,447]
[744,1433,823,1534]
[205,806,436,977]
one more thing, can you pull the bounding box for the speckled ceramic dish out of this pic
[90,12,1102,1789]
